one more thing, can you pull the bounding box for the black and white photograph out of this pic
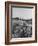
[11,7,32,38]
[5,2,37,44]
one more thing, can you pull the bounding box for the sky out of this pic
[12,7,32,19]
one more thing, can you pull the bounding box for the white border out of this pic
[9,4,35,42]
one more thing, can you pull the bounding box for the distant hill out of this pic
[12,17,32,21]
